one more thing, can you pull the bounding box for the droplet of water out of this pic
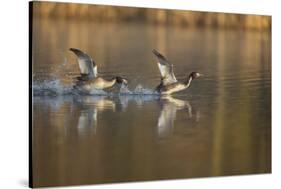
[119,84,132,94]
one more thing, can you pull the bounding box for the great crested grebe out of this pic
[69,48,128,92]
[152,49,202,95]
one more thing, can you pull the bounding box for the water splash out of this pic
[32,79,72,96]
[119,84,158,95]
[32,79,159,96]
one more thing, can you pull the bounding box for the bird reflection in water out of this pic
[75,95,159,135]
[157,96,200,138]
[34,95,199,138]
[74,96,116,136]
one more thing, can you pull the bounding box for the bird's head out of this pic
[189,72,203,80]
[116,76,128,85]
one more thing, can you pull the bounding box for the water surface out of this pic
[32,18,271,187]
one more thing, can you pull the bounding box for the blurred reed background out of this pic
[33,1,271,31]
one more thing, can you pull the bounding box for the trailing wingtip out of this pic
[152,49,166,60]
[69,48,77,52]
[69,48,84,55]
[152,49,159,55]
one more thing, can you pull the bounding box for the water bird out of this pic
[152,49,202,95]
[69,48,128,92]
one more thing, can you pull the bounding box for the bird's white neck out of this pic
[101,78,117,88]
[109,78,117,86]
[185,76,193,88]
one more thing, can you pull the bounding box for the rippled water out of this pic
[32,18,271,187]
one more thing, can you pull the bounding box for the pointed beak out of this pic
[123,79,128,86]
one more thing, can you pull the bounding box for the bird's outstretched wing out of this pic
[70,48,98,80]
[152,49,177,85]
